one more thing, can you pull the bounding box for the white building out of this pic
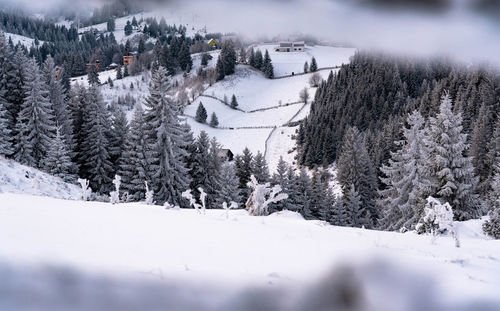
[275,41,305,52]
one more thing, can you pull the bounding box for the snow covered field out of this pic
[253,44,356,77]
[0,193,499,310]
[4,32,42,48]
[0,157,79,199]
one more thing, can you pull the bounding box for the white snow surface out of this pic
[4,33,43,48]
[0,157,80,200]
[253,44,356,77]
[0,193,499,310]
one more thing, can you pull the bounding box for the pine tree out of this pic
[144,66,191,206]
[252,151,269,183]
[80,86,114,194]
[248,48,255,67]
[108,109,129,173]
[262,50,274,79]
[138,37,146,54]
[310,57,318,72]
[295,167,314,219]
[220,40,237,75]
[87,64,100,86]
[189,131,211,200]
[44,127,74,182]
[337,126,378,227]
[215,55,225,81]
[123,65,129,77]
[195,102,207,123]
[425,94,480,220]
[206,137,224,207]
[345,184,366,227]
[304,61,309,73]
[239,47,247,64]
[178,42,192,71]
[270,157,297,213]
[470,102,493,194]
[116,65,122,80]
[43,56,75,159]
[235,147,254,202]
[120,104,152,201]
[218,162,241,205]
[254,50,263,69]
[378,111,431,231]
[14,58,56,168]
[201,53,211,66]
[124,20,133,36]
[209,112,219,127]
[0,93,12,156]
[230,94,238,109]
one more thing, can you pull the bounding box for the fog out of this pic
[1,0,499,66]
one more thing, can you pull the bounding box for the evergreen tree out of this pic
[14,58,56,168]
[0,93,12,156]
[215,55,225,81]
[239,47,247,64]
[189,131,211,200]
[235,147,253,202]
[144,66,191,206]
[252,151,269,183]
[44,127,74,182]
[43,56,74,157]
[201,53,211,66]
[120,104,152,201]
[425,94,480,220]
[248,48,255,67]
[108,109,129,173]
[254,50,263,69]
[470,102,493,194]
[195,102,208,123]
[209,112,219,127]
[262,50,274,78]
[80,86,114,194]
[310,57,318,72]
[178,42,192,71]
[87,64,100,85]
[220,40,236,75]
[116,65,122,80]
[218,162,241,205]
[124,20,133,36]
[230,94,238,109]
[344,184,366,227]
[378,111,431,231]
[303,61,309,73]
[138,37,146,54]
[337,126,378,227]
[107,18,115,32]
[123,65,129,77]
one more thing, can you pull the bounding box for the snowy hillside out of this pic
[253,44,356,77]
[0,157,80,200]
[0,193,499,310]
[4,33,42,48]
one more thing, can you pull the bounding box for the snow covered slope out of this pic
[4,33,42,48]
[0,157,79,200]
[0,193,499,310]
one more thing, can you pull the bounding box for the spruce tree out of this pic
[124,20,133,36]
[248,48,255,67]
[44,127,74,182]
[0,94,12,157]
[470,102,493,194]
[262,50,274,78]
[336,126,378,227]
[195,102,208,123]
[220,40,237,75]
[144,66,191,206]
[123,65,129,77]
[254,50,263,69]
[235,147,254,202]
[120,104,152,201]
[87,64,100,86]
[108,109,129,173]
[14,58,56,168]
[178,42,192,71]
[230,94,238,109]
[116,65,122,80]
[80,86,114,194]
[209,112,219,127]
[138,37,146,54]
[310,57,318,72]
[378,111,431,231]
[425,94,480,220]
[215,55,225,81]
[303,61,309,73]
[189,131,211,200]
[344,184,366,227]
[252,151,269,183]
[218,162,241,205]
[239,47,247,64]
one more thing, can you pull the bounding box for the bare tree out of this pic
[299,87,310,104]
[309,72,322,87]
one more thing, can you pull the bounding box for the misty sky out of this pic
[1,0,499,66]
